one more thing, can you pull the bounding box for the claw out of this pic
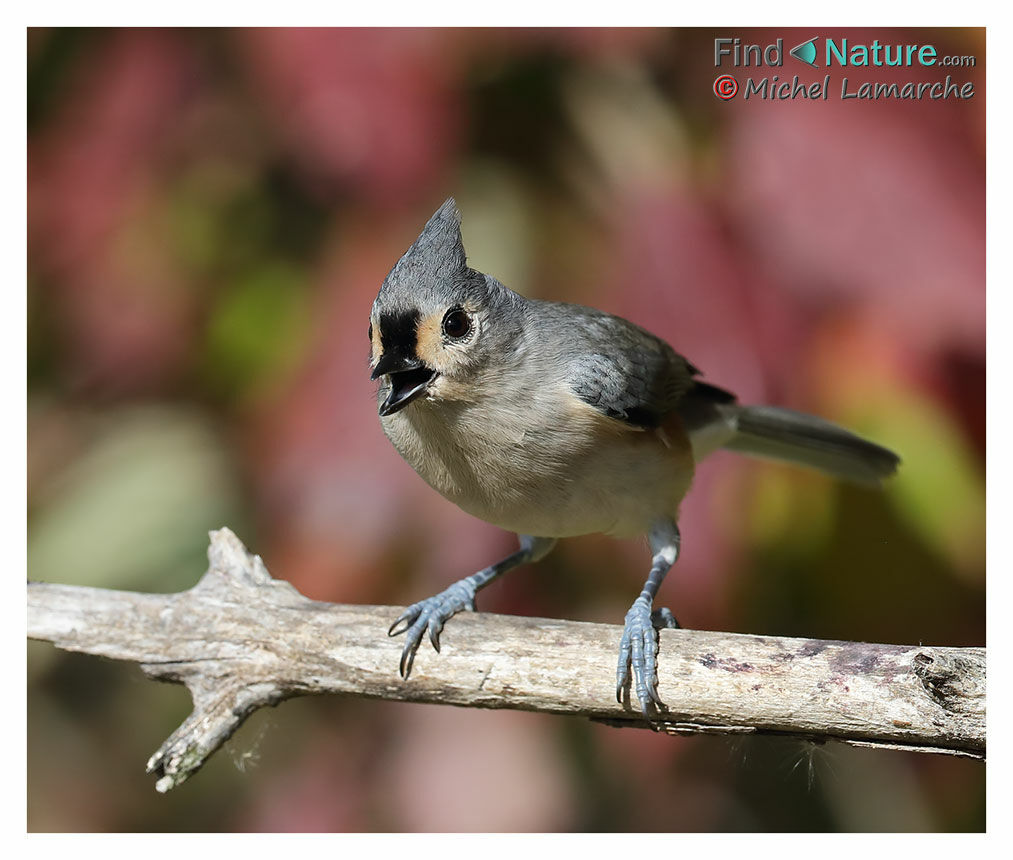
[642,706,660,732]
[388,611,414,637]
[399,642,415,679]
[428,620,442,652]
[616,669,630,705]
[617,600,676,721]
[387,579,478,679]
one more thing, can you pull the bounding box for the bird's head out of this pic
[369,198,522,417]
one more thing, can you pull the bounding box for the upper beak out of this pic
[372,352,437,416]
[371,351,413,380]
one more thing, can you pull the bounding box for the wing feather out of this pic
[558,307,697,429]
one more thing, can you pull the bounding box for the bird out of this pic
[368,198,900,721]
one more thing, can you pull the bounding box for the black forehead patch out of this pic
[378,310,421,358]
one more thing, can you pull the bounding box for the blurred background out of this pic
[27,27,985,832]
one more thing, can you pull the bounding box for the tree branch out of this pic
[27,528,985,792]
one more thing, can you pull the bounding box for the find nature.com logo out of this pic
[712,35,977,102]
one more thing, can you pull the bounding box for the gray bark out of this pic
[27,528,985,793]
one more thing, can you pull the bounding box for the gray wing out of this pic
[550,305,701,429]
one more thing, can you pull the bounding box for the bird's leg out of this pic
[389,534,557,679]
[616,519,681,723]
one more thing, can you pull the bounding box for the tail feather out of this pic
[679,385,900,486]
[724,406,900,487]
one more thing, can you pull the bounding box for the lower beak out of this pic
[377,362,437,416]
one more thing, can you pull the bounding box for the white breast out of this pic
[380,384,694,539]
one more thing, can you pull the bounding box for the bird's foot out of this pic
[616,600,680,726]
[388,578,478,679]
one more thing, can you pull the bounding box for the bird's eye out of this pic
[442,308,471,340]
[368,323,373,341]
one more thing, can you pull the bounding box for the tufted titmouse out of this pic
[369,199,899,720]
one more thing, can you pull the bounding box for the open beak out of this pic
[372,353,437,416]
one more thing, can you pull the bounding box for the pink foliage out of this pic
[238,28,461,205]
[29,30,197,394]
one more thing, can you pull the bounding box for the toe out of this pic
[391,583,479,679]
[398,615,429,679]
[399,639,417,678]
[427,614,445,652]
[616,630,632,702]
[389,604,421,637]
[630,630,646,698]
[643,636,663,707]
[651,607,680,630]
[617,604,667,719]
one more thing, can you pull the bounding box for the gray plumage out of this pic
[525,296,899,485]
[537,302,697,429]
[369,197,901,721]
[720,405,900,486]
[377,198,501,321]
